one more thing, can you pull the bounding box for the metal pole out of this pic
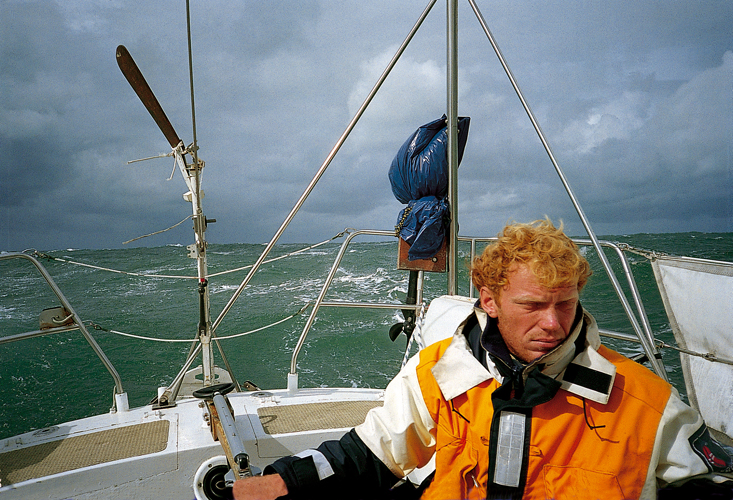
[0,253,126,400]
[211,0,439,333]
[447,0,459,295]
[466,0,667,379]
[212,392,253,477]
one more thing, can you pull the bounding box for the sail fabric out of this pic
[652,256,733,446]
[388,115,470,261]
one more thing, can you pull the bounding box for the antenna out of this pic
[185,0,200,168]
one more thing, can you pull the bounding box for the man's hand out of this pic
[232,474,288,500]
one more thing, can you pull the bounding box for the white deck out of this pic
[0,387,384,499]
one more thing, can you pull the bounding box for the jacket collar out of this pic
[430,304,616,405]
[555,312,617,404]
[430,312,494,401]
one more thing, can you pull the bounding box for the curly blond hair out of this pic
[471,218,592,294]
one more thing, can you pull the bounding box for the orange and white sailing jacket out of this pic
[355,296,731,499]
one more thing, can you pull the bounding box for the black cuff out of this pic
[266,455,320,497]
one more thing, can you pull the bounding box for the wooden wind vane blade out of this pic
[116,45,183,149]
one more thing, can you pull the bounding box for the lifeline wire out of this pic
[86,302,311,343]
[30,230,349,280]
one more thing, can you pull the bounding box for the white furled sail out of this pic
[652,256,733,446]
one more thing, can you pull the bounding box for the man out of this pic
[234,219,733,499]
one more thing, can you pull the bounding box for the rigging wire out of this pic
[29,230,350,280]
[86,302,312,343]
[123,215,193,245]
[655,340,733,367]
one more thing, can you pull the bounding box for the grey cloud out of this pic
[1,1,731,251]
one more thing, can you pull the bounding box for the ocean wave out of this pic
[0,305,17,320]
[2,235,728,441]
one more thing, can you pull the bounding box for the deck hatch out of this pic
[0,419,170,485]
[258,401,382,434]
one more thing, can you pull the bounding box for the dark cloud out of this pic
[1,1,731,252]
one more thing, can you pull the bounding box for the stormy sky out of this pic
[1,0,731,251]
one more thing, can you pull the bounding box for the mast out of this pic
[184,0,214,386]
[446,0,459,295]
[116,0,217,393]
[178,149,213,385]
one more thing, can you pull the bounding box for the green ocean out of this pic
[1,232,731,441]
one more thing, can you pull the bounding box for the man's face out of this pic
[479,264,579,363]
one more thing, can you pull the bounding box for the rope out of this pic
[206,230,349,278]
[33,251,198,280]
[88,322,194,343]
[394,205,412,234]
[615,243,668,260]
[86,302,312,343]
[413,302,426,351]
[401,302,426,368]
[31,229,351,281]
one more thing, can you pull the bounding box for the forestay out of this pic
[652,256,733,446]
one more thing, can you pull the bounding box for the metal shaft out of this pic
[447,0,459,295]
[212,393,252,477]
[466,0,667,379]
[212,0,439,333]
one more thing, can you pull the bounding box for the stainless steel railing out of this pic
[0,253,127,410]
[286,232,667,390]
